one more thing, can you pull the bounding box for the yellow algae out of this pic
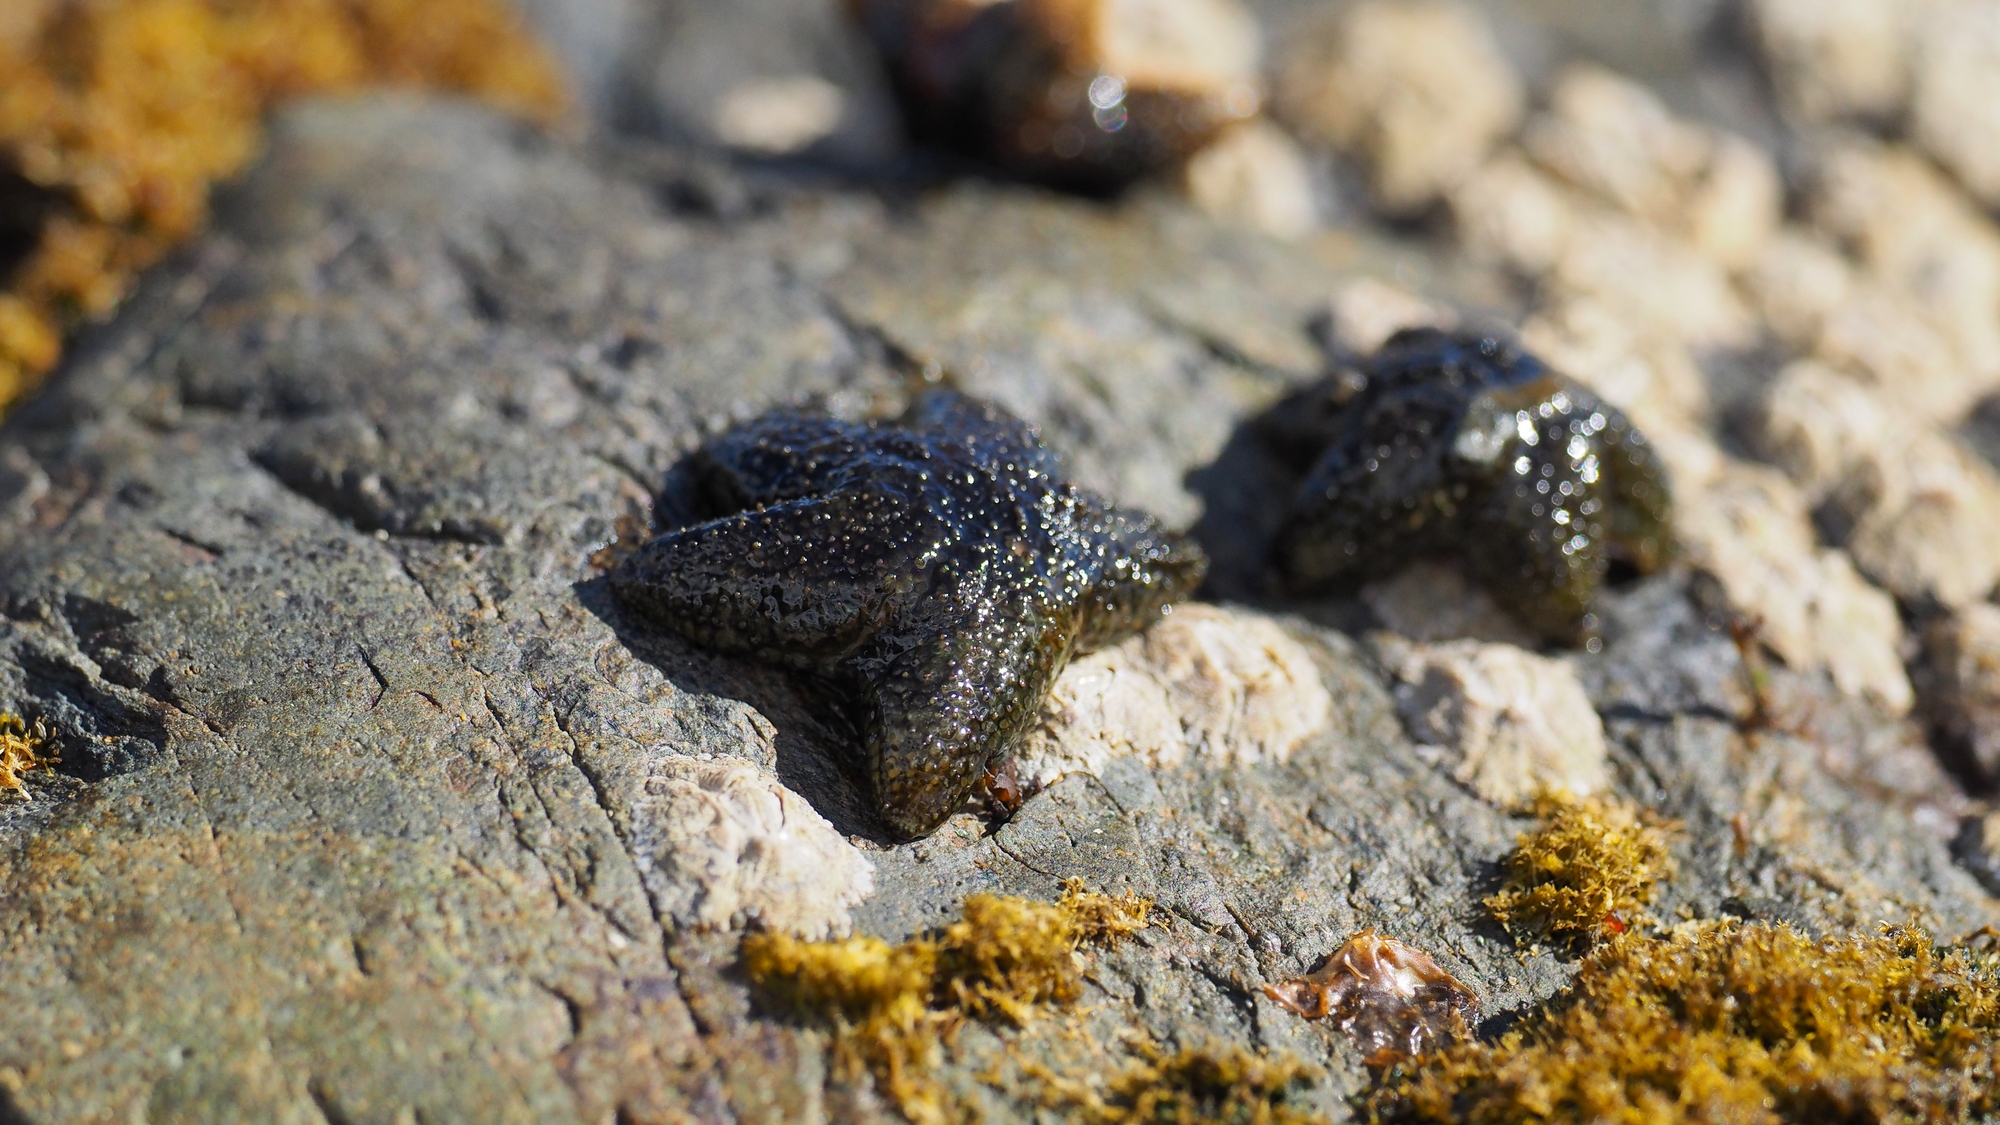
[1046,1037,1324,1125]
[1370,921,2000,1125]
[741,883,1153,1123]
[0,0,566,412]
[0,713,51,800]
[1484,793,1673,950]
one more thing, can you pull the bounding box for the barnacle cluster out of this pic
[846,0,1262,192]
[1266,328,1673,647]
[0,714,51,800]
[1482,793,1673,951]
[612,389,1206,841]
[1369,922,2000,1125]
[740,880,1151,1121]
[0,0,565,413]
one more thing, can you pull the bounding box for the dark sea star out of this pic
[1265,328,1672,645]
[846,0,1257,193]
[612,390,1207,840]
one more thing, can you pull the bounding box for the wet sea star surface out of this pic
[1266,328,1672,645]
[612,390,1207,840]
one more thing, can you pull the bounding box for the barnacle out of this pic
[0,0,565,413]
[1369,922,2000,1125]
[1264,930,1479,1067]
[1266,328,1672,646]
[1482,793,1673,951]
[612,389,1206,841]
[847,0,1262,192]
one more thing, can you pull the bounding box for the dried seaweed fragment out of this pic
[1369,922,2000,1125]
[0,714,52,800]
[1264,930,1479,1066]
[1483,793,1673,951]
[741,883,1152,1122]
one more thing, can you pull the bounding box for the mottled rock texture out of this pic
[0,95,1994,1124]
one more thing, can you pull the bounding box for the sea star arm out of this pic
[611,488,930,664]
[690,411,870,512]
[850,593,1070,840]
[905,388,1062,478]
[1069,496,1208,653]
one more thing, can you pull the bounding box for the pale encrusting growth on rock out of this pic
[1273,0,1522,215]
[1322,279,1457,359]
[1919,604,2000,785]
[1752,360,2000,612]
[1749,0,1922,123]
[632,757,875,939]
[1016,604,1331,788]
[1359,563,1539,649]
[1405,6,2000,716]
[1181,119,1319,241]
[1672,459,1915,715]
[1377,638,1609,806]
[1524,66,1782,272]
[1912,2,2000,208]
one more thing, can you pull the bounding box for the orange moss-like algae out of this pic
[1484,794,1674,950]
[1035,1037,1325,1125]
[1369,921,2000,1125]
[0,0,566,410]
[0,714,51,799]
[740,880,1153,1123]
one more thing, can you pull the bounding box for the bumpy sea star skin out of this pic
[1267,328,1671,645]
[612,390,1207,841]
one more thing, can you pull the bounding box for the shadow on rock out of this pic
[1183,387,1376,636]
[571,573,893,843]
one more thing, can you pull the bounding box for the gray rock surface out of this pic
[0,94,1994,1124]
